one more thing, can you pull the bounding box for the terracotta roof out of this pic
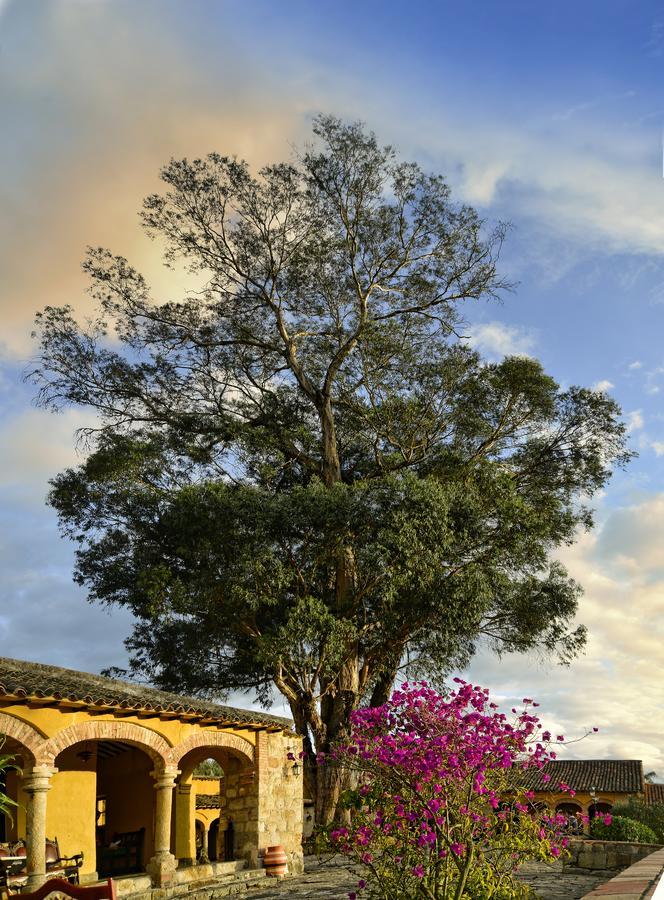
[196,794,222,810]
[0,657,291,731]
[645,783,664,805]
[522,759,644,794]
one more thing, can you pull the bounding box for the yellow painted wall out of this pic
[47,747,97,877]
[532,789,634,812]
[173,784,194,861]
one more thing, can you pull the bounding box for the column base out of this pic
[146,851,178,887]
[26,874,47,889]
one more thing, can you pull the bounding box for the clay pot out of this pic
[263,844,288,877]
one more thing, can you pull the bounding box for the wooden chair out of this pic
[0,839,83,893]
[16,878,116,900]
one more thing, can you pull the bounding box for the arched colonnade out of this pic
[0,712,258,887]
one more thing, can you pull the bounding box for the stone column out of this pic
[23,766,57,888]
[146,767,179,887]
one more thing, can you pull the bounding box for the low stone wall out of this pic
[580,846,664,898]
[113,861,272,900]
[566,838,663,871]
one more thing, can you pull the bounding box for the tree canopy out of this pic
[30,116,631,822]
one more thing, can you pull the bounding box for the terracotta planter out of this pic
[263,844,288,877]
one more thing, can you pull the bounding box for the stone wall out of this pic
[579,846,664,898]
[566,837,663,871]
[255,731,304,875]
[224,769,257,866]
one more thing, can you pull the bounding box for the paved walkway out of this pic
[244,857,610,899]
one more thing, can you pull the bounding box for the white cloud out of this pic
[462,499,664,772]
[0,407,99,504]
[626,409,644,433]
[628,360,643,370]
[391,100,664,259]
[652,441,664,456]
[592,379,614,393]
[469,321,536,360]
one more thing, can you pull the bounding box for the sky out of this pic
[0,0,663,771]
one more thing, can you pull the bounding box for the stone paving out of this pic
[243,856,611,899]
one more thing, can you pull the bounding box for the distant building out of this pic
[521,759,646,821]
[645,783,664,806]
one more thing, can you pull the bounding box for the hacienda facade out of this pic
[0,658,303,889]
[522,758,657,826]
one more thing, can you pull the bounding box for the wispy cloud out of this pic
[552,90,636,123]
[626,409,645,433]
[592,379,615,393]
[463,499,664,771]
[468,321,537,360]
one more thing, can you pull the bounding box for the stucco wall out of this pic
[47,748,97,877]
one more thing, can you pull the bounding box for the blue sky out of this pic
[0,0,662,770]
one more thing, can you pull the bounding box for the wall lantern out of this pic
[286,748,301,777]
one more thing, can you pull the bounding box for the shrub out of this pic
[610,798,664,844]
[0,739,18,822]
[590,815,658,844]
[323,680,573,899]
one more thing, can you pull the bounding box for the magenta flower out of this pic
[324,681,573,897]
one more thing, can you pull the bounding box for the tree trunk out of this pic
[318,395,342,487]
[312,392,361,825]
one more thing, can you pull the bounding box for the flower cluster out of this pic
[325,680,579,899]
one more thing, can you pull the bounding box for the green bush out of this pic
[590,815,657,844]
[611,799,664,844]
[0,739,18,822]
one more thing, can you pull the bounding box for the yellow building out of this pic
[0,657,303,890]
[523,759,646,825]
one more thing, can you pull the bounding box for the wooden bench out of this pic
[96,829,144,878]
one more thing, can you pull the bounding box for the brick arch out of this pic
[0,712,47,766]
[169,731,254,770]
[42,719,172,767]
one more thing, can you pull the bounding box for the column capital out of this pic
[151,766,180,789]
[22,766,57,793]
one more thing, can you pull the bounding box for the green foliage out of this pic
[29,116,632,821]
[590,815,658,844]
[193,758,223,777]
[0,740,19,823]
[610,799,664,843]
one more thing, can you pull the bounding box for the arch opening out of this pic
[173,745,255,867]
[53,739,158,880]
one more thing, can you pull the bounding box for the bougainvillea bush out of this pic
[324,680,577,900]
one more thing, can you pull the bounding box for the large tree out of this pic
[30,116,630,823]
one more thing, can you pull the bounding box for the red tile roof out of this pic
[645,783,664,805]
[0,657,291,731]
[522,759,644,794]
